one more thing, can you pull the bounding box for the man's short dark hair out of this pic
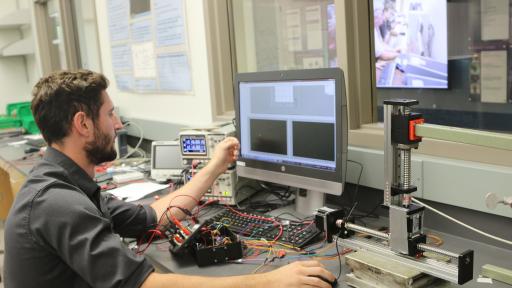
[31,70,109,145]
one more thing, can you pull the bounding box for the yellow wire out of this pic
[252,240,274,273]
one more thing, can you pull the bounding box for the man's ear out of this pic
[72,111,93,137]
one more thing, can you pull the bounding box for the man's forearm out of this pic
[141,272,270,288]
[150,164,221,222]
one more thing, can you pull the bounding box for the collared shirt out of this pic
[5,147,157,288]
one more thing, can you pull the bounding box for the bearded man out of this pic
[4,70,335,288]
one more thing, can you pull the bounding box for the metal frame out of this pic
[337,236,462,284]
[335,100,474,285]
[32,0,83,74]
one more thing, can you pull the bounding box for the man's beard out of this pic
[84,127,117,165]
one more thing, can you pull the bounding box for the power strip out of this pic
[112,171,145,184]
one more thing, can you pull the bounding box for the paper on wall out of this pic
[132,42,157,78]
[481,0,509,41]
[480,50,507,103]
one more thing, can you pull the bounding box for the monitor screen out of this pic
[373,0,448,89]
[235,68,347,196]
[151,141,185,181]
[153,144,183,169]
[181,135,207,155]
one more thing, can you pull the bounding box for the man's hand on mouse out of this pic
[262,260,336,288]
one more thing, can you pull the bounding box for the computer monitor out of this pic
[150,140,185,182]
[234,68,347,214]
[373,0,448,89]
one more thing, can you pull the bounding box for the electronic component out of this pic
[234,68,347,215]
[112,171,144,184]
[179,124,235,163]
[184,169,241,205]
[180,124,241,204]
[334,99,474,286]
[167,222,203,255]
[208,208,321,248]
[165,219,243,266]
[191,224,243,267]
[150,140,185,182]
[114,129,128,159]
[314,207,344,243]
[181,134,207,157]
[203,169,237,205]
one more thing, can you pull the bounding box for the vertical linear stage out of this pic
[337,99,474,285]
[383,103,394,206]
[384,100,421,207]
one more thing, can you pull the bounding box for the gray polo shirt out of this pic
[4,147,157,288]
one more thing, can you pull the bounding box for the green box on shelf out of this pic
[6,101,31,117]
[16,105,34,120]
[0,116,22,129]
[18,114,39,134]
[23,119,40,134]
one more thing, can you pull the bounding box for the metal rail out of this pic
[415,123,512,151]
[337,236,461,284]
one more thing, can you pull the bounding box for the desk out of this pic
[143,207,512,288]
[1,142,511,287]
[0,136,31,219]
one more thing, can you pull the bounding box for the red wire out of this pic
[136,229,163,255]
[138,181,202,254]
[224,206,283,242]
[193,199,217,219]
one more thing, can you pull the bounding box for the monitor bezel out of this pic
[234,68,347,195]
[150,140,184,181]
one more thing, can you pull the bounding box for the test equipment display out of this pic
[150,140,185,182]
[179,124,248,205]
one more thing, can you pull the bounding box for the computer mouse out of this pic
[312,275,338,288]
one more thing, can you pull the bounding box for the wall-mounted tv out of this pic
[373,0,448,89]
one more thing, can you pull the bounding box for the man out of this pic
[374,1,400,62]
[4,70,335,288]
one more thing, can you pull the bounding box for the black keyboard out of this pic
[207,208,321,248]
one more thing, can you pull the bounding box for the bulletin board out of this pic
[106,0,193,93]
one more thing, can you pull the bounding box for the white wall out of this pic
[0,0,37,115]
[95,0,215,127]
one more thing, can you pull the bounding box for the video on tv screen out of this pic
[373,0,448,89]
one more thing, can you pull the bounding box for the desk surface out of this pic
[143,207,512,288]
[0,135,37,175]
[1,137,512,287]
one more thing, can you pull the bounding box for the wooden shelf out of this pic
[0,9,30,29]
[1,37,34,56]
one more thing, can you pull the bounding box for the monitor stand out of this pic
[295,189,325,215]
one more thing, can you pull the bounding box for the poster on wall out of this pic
[305,6,322,50]
[157,53,192,91]
[480,50,507,103]
[481,0,509,41]
[286,9,302,52]
[154,0,186,47]
[108,0,130,42]
[373,0,448,89]
[106,0,192,93]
